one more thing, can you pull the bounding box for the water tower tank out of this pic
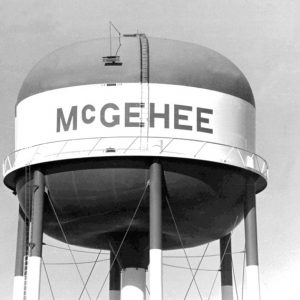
[4,35,268,300]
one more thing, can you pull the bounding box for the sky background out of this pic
[1,0,300,299]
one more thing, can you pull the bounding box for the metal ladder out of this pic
[23,165,32,300]
[138,34,150,151]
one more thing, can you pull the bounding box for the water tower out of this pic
[3,34,268,300]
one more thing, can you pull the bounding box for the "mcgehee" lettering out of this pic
[56,102,213,134]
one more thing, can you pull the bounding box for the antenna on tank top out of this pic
[103,21,123,66]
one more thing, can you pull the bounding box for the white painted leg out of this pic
[12,276,24,300]
[221,285,233,300]
[26,256,42,300]
[149,249,162,300]
[245,265,260,300]
[110,290,121,300]
[121,268,146,300]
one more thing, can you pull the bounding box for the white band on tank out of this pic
[15,83,255,151]
[3,83,268,181]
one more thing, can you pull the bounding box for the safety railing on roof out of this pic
[3,136,268,180]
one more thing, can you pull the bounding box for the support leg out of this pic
[244,177,260,300]
[220,234,233,300]
[149,161,163,300]
[13,207,26,300]
[26,170,45,300]
[110,233,148,300]
[110,251,121,300]
[121,268,146,300]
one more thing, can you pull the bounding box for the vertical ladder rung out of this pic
[139,33,149,150]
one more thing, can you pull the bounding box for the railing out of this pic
[3,136,269,180]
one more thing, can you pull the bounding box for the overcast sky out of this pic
[1,1,300,299]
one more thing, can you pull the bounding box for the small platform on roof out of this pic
[102,55,123,66]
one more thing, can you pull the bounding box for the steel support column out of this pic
[244,177,260,300]
[149,160,163,300]
[220,233,233,300]
[110,251,121,300]
[121,268,146,300]
[13,207,26,300]
[26,169,45,300]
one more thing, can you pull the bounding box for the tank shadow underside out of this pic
[15,156,265,251]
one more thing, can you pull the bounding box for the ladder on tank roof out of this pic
[138,34,150,151]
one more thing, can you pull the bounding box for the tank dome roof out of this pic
[17,37,254,106]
